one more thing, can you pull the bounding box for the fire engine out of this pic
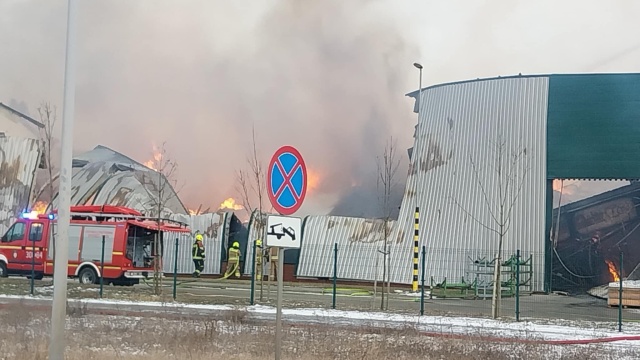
[0,205,190,286]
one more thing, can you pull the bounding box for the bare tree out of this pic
[234,125,274,301]
[36,102,58,268]
[376,137,401,311]
[235,125,269,219]
[141,141,182,296]
[451,134,530,319]
[33,103,58,204]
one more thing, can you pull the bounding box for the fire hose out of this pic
[141,262,241,288]
[414,330,640,345]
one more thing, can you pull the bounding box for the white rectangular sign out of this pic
[265,215,301,249]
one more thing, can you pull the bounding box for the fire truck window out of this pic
[1,222,25,242]
[29,223,44,242]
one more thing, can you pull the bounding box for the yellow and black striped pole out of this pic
[413,207,420,292]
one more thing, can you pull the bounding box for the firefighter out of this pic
[226,241,241,278]
[269,246,279,281]
[192,233,205,277]
[255,239,263,281]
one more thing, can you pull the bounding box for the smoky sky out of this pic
[3,0,640,215]
[0,0,419,214]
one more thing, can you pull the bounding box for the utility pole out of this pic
[49,1,77,359]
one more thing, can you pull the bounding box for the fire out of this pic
[143,145,163,171]
[552,179,578,195]
[606,260,620,282]
[307,168,321,193]
[188,208,199,215]
[32,201,48,214]
[219,197,243,211]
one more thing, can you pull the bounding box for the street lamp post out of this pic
[49,1,77,359]
[413,63,423,118]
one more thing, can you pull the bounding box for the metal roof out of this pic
[0,136,42,235]
[49,161,188,217]
[0,102,44,129]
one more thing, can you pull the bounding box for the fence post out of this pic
[173,238,179,300]
[30,236,36,296]
[619,250,624,332]
[100,235,105,298]
[516,250,520,322]
[250,240,257,305]
[332,243,338,309]
[420,245,426,316]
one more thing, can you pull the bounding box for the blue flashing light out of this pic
[48,214,55,220]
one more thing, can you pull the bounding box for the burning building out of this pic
[0,102,45,235]
[551,182,640,292]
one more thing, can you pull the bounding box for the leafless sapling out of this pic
[451,134,530,319]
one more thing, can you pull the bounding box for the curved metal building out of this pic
[395,73,640,292]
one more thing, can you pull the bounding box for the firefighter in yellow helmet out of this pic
[192,233,205,278]
[269,246,279,282]
[226,241,241,278]
[255,239,263,281]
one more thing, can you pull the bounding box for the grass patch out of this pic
[0,303,637,359]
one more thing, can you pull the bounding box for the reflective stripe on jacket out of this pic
[228,248,240,262]
[192,241,205,259]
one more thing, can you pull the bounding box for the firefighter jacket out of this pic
[228,247,240,262]
[192,241,205,260]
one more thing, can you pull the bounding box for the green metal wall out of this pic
[545,73,640,291]
[547,73,640,179]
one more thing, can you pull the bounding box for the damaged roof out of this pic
[48,145,188,217]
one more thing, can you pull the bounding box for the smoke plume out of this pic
[0,0,419,215]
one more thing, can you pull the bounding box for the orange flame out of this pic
[32,201,48,214]
[606,260,620,282]
[307,168,321,194]
[188,208,200,215]
[219,197,243,211]
[143,145,163,171]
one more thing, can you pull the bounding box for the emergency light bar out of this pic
[21,211,39,220]
[20,211,55,220]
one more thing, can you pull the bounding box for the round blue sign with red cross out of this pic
[267,145,307,215]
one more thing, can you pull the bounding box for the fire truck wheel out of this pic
[78,267,98,285]
[0,262,7,278]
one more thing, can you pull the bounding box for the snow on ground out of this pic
[2,294,640,350]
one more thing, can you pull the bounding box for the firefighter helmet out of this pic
[256,239,262,247]
[232,241,240,249]
[195,234,203,241]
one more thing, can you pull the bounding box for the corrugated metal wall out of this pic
[0,136,42,235]
[392,76,549,290]
[162,212,228,275]
[296,215,398,280]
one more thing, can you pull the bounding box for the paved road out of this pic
[3,276,638,323]
[166,278,640,323]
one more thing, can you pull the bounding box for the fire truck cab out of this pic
[0,205,190,286]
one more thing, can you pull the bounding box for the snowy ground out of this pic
[2,293,640,357]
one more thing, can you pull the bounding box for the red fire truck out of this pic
[0,205,190,286]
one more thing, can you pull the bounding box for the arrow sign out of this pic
[267,145,307,215]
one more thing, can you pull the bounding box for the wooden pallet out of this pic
[608,286,640,308]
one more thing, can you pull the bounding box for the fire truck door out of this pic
[0,221,26,271]
[23,222,46,271]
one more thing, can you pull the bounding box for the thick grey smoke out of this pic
[0,0,419,215]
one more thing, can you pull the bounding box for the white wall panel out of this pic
[392,76,549,290]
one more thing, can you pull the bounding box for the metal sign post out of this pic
[267,145,307,360]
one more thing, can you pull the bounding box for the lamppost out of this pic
[49,1,77,359]
[413,63,423,119]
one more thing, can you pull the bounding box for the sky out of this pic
[1,0,639,216]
